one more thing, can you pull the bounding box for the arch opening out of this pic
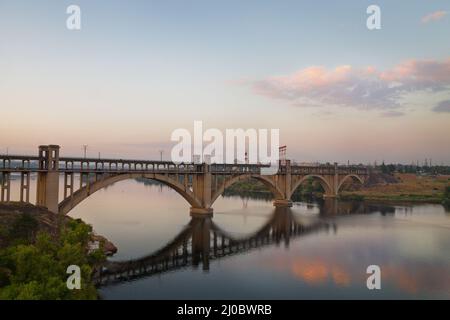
[210,174,284,206]
[337,174,365,193]
[59,173,201,215]
[289,175,332,200]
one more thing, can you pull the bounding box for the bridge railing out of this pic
[290,164,368,176]
[0,153,369,175]
[210,163,270,175]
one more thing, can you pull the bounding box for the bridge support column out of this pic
[273,160,292,207]
[190,163,213,216]
[190,207,213,217]
[1,172,11,202]
[323,162,339,198]
[36,145,60,213]
[20,172,30,203]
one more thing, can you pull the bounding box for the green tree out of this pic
[9,213,38,244]
[0,219,103,300]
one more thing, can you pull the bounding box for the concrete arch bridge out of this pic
[0,145,368,215]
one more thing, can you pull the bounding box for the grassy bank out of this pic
[0,203,107,300]
[339,193,443,203]
[341,173,450,204]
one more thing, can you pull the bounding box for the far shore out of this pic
[339,173,449,204]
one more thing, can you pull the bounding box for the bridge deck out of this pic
[0,154,368,175]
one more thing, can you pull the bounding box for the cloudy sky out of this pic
[0,0,449,164]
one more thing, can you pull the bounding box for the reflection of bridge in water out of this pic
[95,199,397,286]
[95,206,333,286]
[319,198,396,216]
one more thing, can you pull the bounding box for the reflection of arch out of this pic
[210,213,277,242]
[337,174,364,193]
[58,173,201,215]
[96,208,330,286]
[288,175,332,198]
[210,174,284,205]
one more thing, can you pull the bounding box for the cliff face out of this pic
[0,203,65,248]
[0,202,116,255]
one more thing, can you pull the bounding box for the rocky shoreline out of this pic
[90,234,117,256]
[0,202,117,257]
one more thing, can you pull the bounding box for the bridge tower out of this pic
[36,145,60,213]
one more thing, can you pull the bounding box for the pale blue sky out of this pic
[1,0,449,163]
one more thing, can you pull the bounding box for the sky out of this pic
[0,0,449,164]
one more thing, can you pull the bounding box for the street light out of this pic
[83,145,88,158]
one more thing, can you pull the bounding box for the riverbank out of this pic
[341,173,450,204]
[0,202,116,299]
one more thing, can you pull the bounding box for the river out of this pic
[9,177,450,299]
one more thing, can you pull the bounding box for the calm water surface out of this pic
[10,177,450,299]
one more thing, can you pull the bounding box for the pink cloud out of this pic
[250,58,450,112]
[379,59,450,84]
[421,11,447,24]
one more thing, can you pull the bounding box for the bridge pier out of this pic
[190,163,213,217]
[190,207,213,217]
[330,162,339,198]
[323,193,338,198]
[272,160,293,207]
[273,199,293,207]
[321,163,345,198]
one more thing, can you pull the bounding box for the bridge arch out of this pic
[337,174,365,193]
[58,173,202,215]
[210,174,284,206]
[288,175,333,199]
